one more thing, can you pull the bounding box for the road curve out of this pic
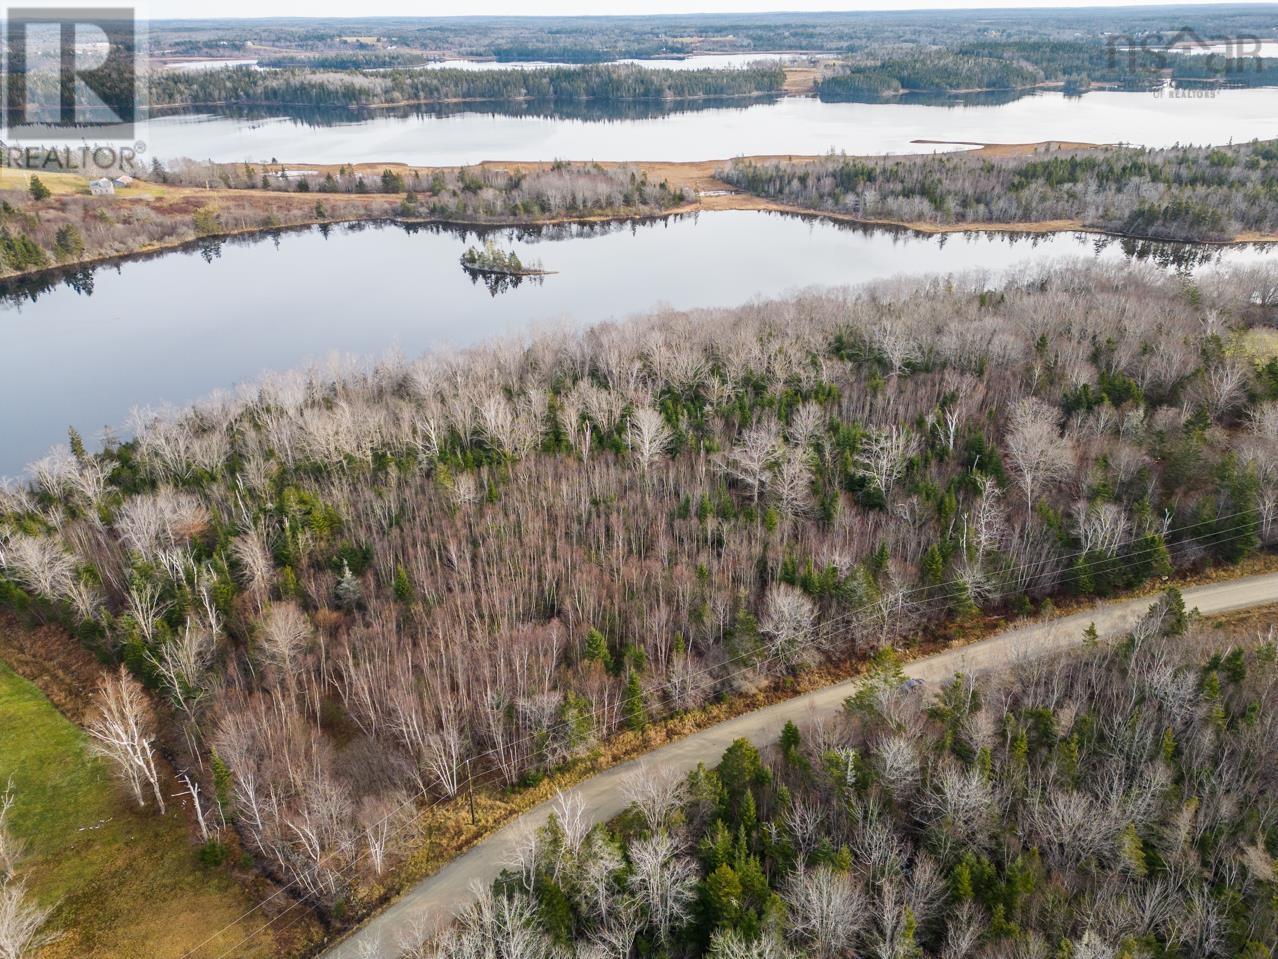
[323,572,1278,959]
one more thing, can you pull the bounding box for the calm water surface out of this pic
[144,87,1278,165]
[423,53,801,70]
[160,52,803,73]
[3,211,1273,475]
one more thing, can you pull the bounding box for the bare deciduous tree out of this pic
[0,536,76,601]
[626,831,697,942]
[622,765,686,833]
[708,928,794,959]
[721,422,780,504]
[1198,360,1250,421]
[854,426,917,499]
[760,585,819,670]
[257,601,312,675]
[783,866,866,959]
[1006,397,1074,513]
[147,619,216,720]
[85,667,166,814]
[627,407,672,476]
[0,783,23,882]
[359,792,413,877]
[770,449,813,518]
[786,403,824,450]
[0,879,57,959]
[231,525,274,613]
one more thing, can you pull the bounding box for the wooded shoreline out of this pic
[4,142,1278,286]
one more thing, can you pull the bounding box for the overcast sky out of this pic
[147,0,1273,22]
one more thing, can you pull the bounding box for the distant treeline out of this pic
[160,158,692,221]
[253,51,431,69]
[148,92,778,126]
[0,161,689,279]
[818,43,1278,99]
[149,63,787,109]
[483,42,692,64]
[817,52,1043,98]
[722,139,1278,242]
[148,8,1278,64]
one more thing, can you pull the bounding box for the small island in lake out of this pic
[460,239,556,277]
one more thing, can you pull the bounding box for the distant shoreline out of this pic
[4,142,1276,287]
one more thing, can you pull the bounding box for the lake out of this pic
[423,53,803,71]
[158,52,808,73]
[142,86,1278,166]
[1,210,1273,476]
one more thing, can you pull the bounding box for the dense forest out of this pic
[159,158,691,216]
[721,140,1278,242]
[414,601,1278,959]
[253,51,433,70]
[144,40,1278,119]
[148,63,787,110]
[817,45,1278,100]
[816,52,1045,99]
[148,8,1278,64]
[0,163,688,278]
[2,262,1278,923]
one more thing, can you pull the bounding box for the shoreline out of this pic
[4,204,1269,292]
[3,143,1276,287]
[461,263,558,277]
[149,87,786,113]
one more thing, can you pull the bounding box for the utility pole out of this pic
[467,759,476,826]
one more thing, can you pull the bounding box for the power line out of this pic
[195,511,1266,957]
[188,509,1268,958]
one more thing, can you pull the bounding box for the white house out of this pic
[113,174,134,188]
[89,177,115,196]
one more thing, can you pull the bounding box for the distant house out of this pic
[1164,27,1213,54]
[113,174,134,188]
[89,177,115,196]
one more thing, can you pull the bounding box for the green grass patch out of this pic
[0,660,288,958]
[1233,328,1278,365]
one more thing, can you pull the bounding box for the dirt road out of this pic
[322,572,1278,958]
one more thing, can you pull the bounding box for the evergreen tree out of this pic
[53,224,84,260]
[67,426,88,464]
[779,720,801,764]
[583,628,613,672]
[381,168,405,193]
[392,563,413,603]
[623,669,647,731]
[701,863,743,932]
[336,560,363,610]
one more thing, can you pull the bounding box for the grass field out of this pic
[0,659,295,959]
[1237,327,1278,364]
[0,167,86,196]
